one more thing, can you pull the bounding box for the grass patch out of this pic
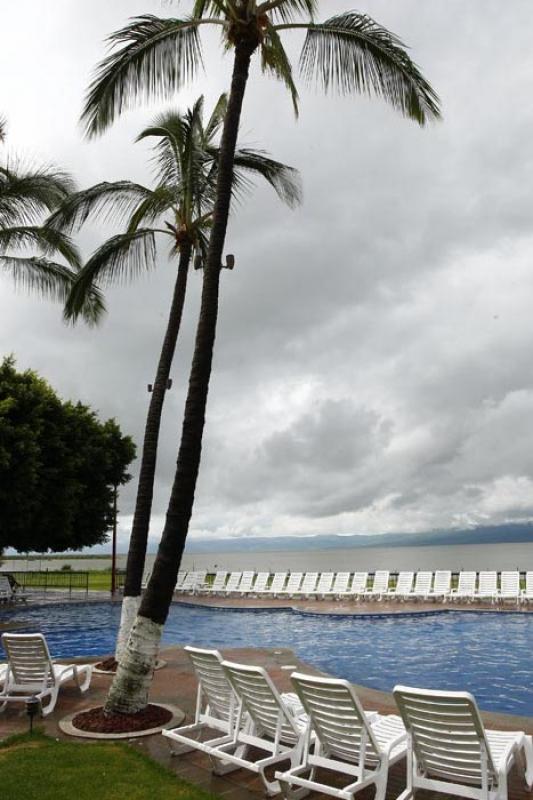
[0,731,217,800]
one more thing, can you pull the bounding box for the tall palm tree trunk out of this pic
[105,40,257,714]
[115,241,192,662]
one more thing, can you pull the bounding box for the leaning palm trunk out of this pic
[115,242,192,663]
[105,40,256,714]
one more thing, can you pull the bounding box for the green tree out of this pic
[0,357,136,553]
[51,93,300,660]
[83,1,441,714]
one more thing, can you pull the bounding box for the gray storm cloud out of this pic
[2,0,533,549]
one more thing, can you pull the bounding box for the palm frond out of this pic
[46,181,153,233]
[260,0,317,23]
[0,226,81,268]
[203,93,227,141]
[260,22,299,116]
[192,0,230,19]
[298,12,441,125]
[0,166,76,226]
[81,15,205,138]
[137,111,188,186]
[0,116,6,143]
[0,254,105,325]
[232,147,302,208]
[127,186,176,231]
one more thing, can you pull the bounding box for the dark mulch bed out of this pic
[72,704,173,733]
[95,657,118,672]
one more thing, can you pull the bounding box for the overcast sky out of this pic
[2,1,533,551]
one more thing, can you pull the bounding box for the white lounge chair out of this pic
[163,646,247,772]
[279,573,304,597]
[429,570,452,602]
[496,571,520,604]
[236,571,256,594]
[476,571,498,603]
[0,575,24,603]
[0,663,7,690]
[214,660,307,795]
[251,572,270,595]
[346,572,369,600]
[408,571,433,601]
[295,572,319,598]
[277,672,406,800]
[394,684,533,800]
[362,571,390,600]
[451,571,477,603]
[222,572,243,595]
[312,572,335,598]
[522,572,533,603]
[261,572,287,597]
[205,571,228,594]
[0,633,92,716]
[323,571,351,599]
[386,572,414,601]
[174,571,188,592]
[179,571,206,594]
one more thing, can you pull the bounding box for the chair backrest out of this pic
[292,672,380,763]
[350,572,368,593]
[222,660,301,744]
[268,572,287,592]
[185,646,236,724]
[224,572,243,591]
[1,633,54,689]
[284,573,303,592]
[0,575,13,599]
[499,571,519,597]
[210,571,228,590]
[238,571,255,591]
[456,571,476,594]
[526,572,533,594]
[300,572,319,593]
[332,572,351,592]
[370,571,389,593]
[432,570,451,595]
[175,571,187,589]
[316,572,334,592]
[412,572,432,593]
[395,572,414,594]
[181,571,202,590]
[252,572,270,592]
[394,685,496,784]
[478,572,497,594]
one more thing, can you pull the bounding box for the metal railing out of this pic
[3,571,89,594]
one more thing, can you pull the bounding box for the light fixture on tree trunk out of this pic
[224,254,235,269]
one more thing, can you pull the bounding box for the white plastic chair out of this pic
[521,572,533,603]
[279,573,304,597]
[347,572,369,600]
[295,572,319,597]
[429,570,452,602]
[205,571,228,594]
[496,571,520,604]
[363,571,390,600]
[0,575,14,603]
[323,572,351,599]
[394,684,533,800]
[236,571,255,594]
[476,572,498,603]
[277,672,406,800]
[222,572,243,595]
[214,660,308,795]
[313,572,335,598]
[386,572,414,601]
[262,572,288,597]
[451,571,477,602]
[0,633,92,716]
[174,571,188,592]
[408,571,433,601]
[251,572,270,595]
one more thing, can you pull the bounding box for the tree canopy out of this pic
[0,357,136,553]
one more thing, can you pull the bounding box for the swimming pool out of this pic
[1,602,531,716]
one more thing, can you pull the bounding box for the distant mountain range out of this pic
[184,522,533,553]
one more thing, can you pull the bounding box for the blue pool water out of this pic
[1,603,531,717]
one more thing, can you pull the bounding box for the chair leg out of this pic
[520,735,533,789]
[41,689,58,717]
[72,666,92,693]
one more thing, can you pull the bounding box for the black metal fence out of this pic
[3,571,90,594]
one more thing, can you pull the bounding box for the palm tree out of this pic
[0,117,6,144]
[0,160,102,321]
[82,1,441,714]
[52,93,301,664]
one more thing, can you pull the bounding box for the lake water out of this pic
[4,541,533,573]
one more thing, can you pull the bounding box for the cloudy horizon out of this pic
[2,1,533,553]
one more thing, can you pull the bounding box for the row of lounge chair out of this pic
[173,569,533,603]
[164,644,533,800]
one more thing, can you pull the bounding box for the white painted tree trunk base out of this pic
[105,614,163,714]
[115,595,142,663]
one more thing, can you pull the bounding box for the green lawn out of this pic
[0,732,216,800]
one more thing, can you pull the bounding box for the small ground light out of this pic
[26,695,40,733]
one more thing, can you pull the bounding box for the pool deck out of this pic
[1,641,533,800]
